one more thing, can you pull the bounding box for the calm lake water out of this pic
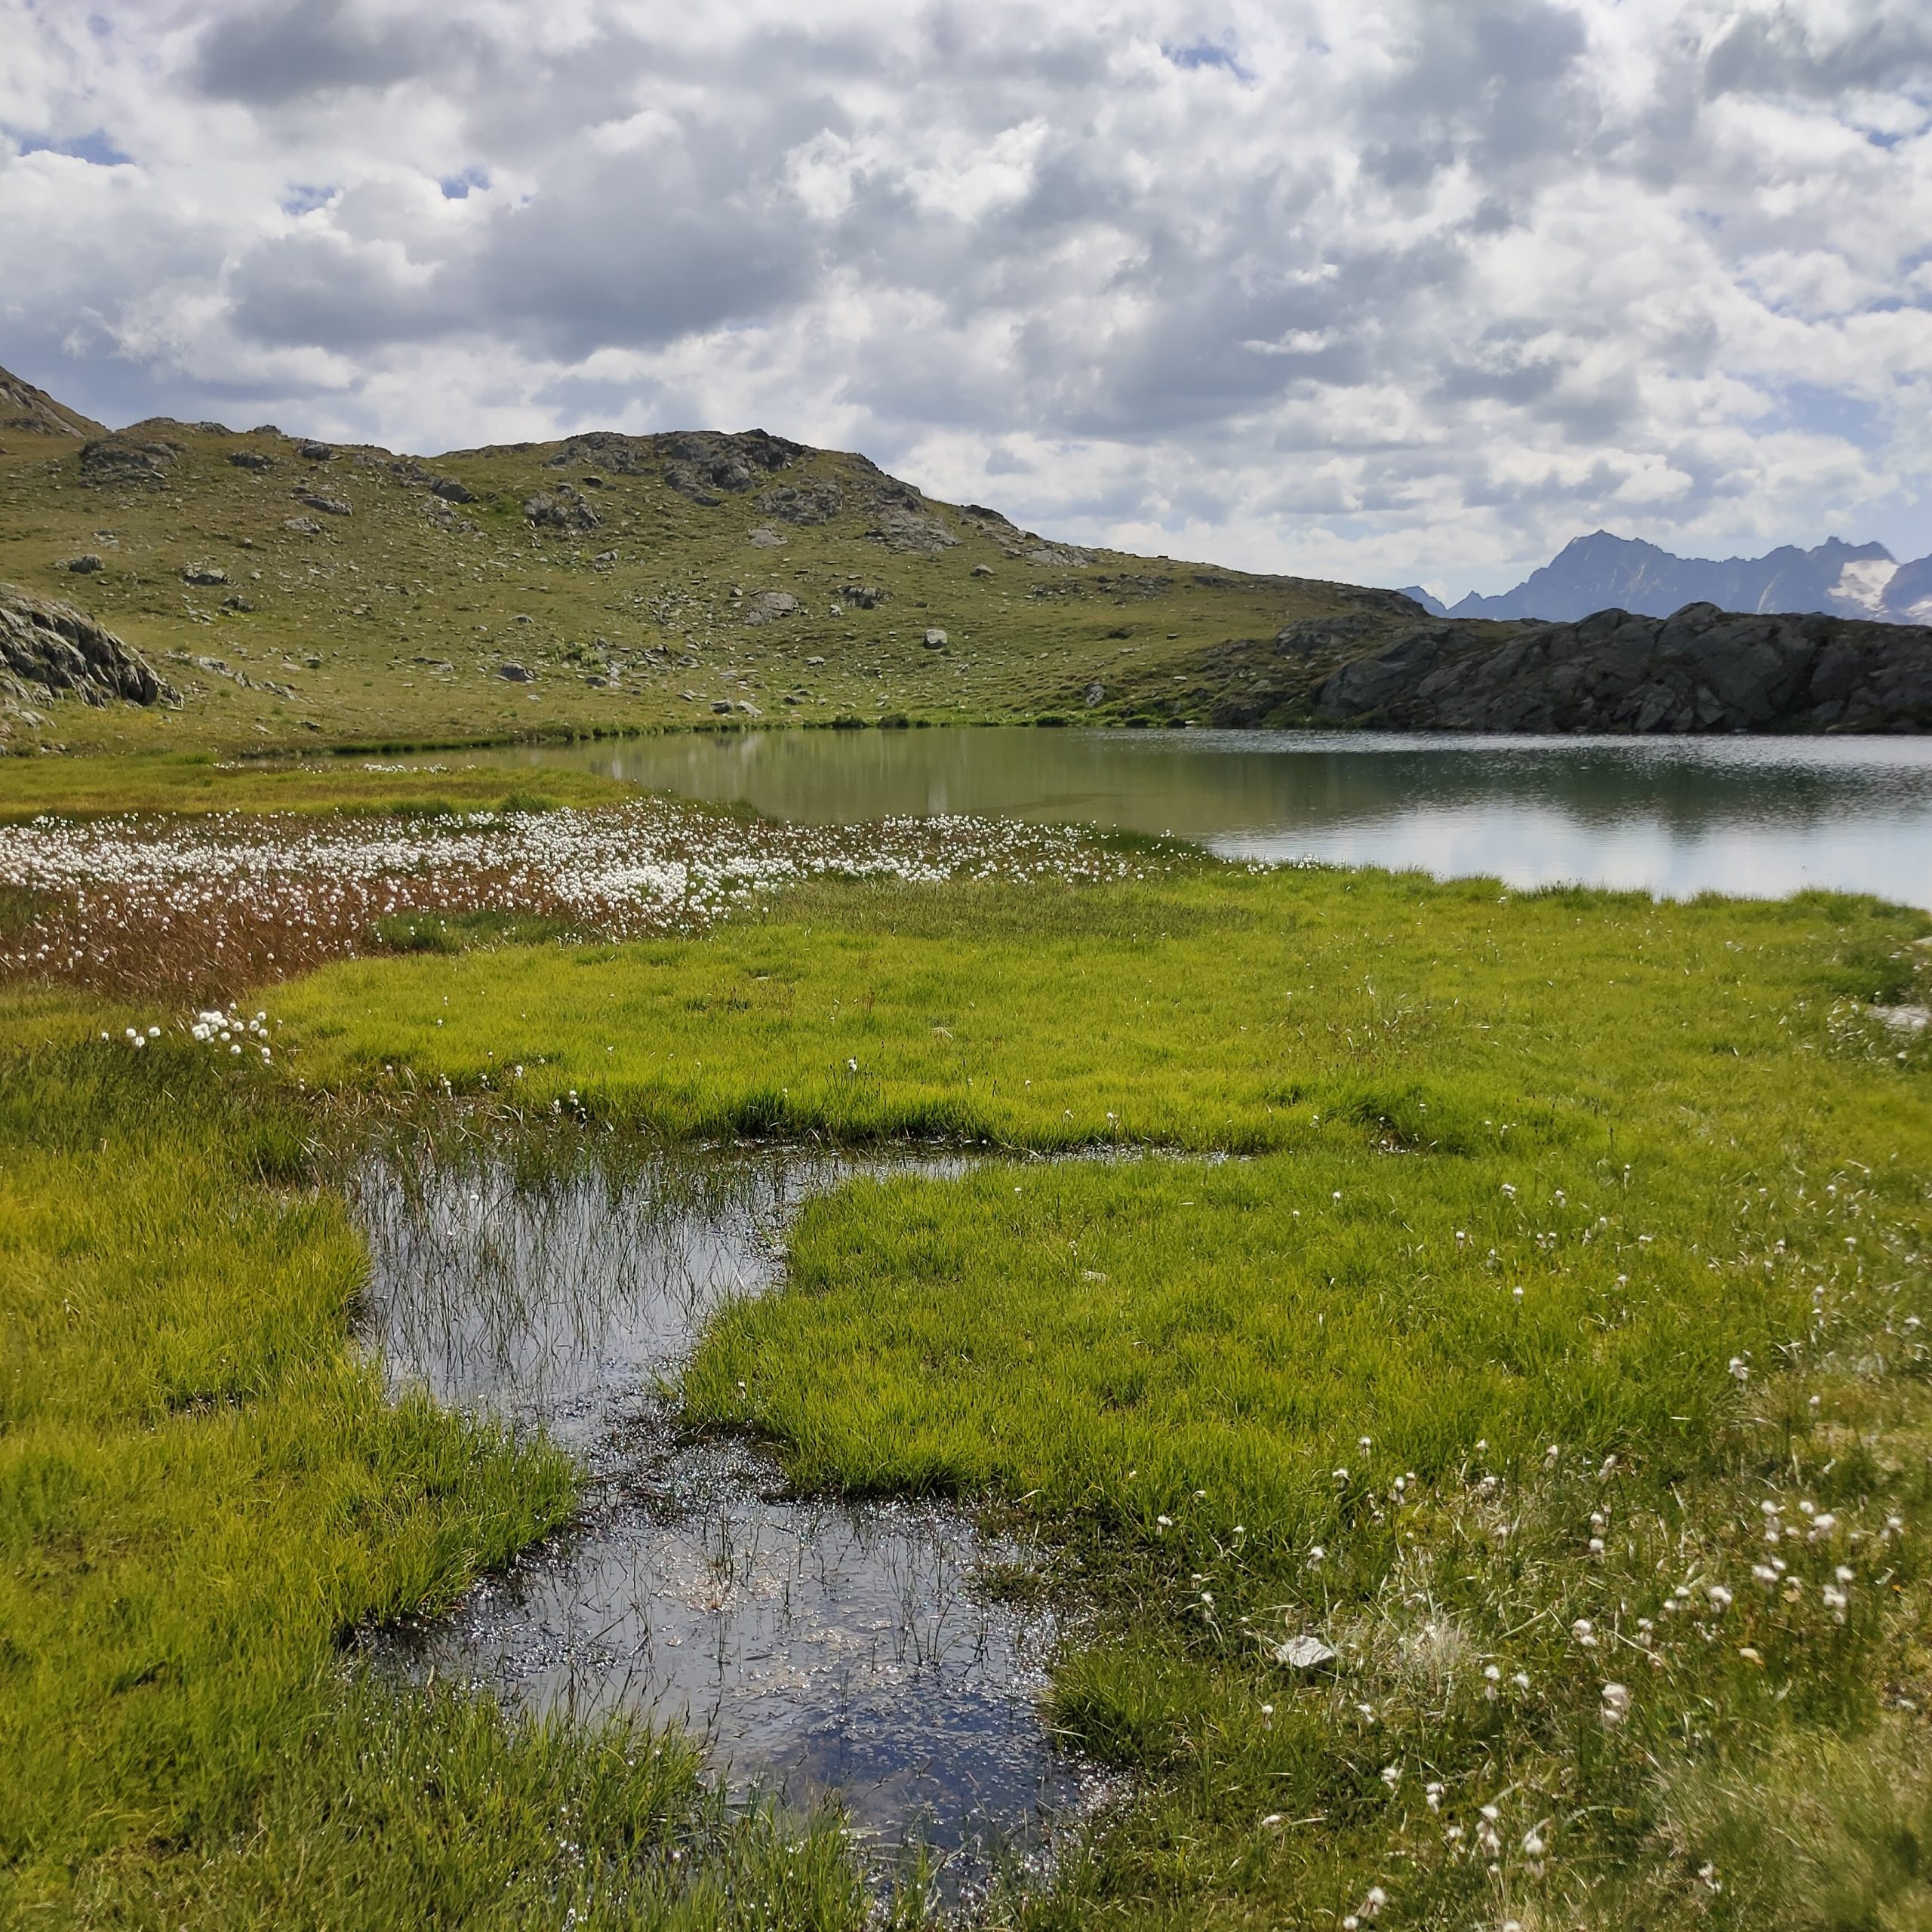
[469,728,1932,909]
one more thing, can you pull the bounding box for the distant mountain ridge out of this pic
[1401,531,1932,626]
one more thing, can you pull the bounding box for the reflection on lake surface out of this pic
[351,1146,1093,1884]
[469,728,1932,908]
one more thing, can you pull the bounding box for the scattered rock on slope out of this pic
[0,583,177,736]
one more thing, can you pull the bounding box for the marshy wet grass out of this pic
[348,1136,1106,1884]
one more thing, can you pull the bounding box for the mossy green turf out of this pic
[271,865,1932,1924]
[0,425,1381,757]
[11,817,1932,1924]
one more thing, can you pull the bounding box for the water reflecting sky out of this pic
[472,728,1932,909]
[352,1146,1091,1877]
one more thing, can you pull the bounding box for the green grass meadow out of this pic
[5,799,1932,1924]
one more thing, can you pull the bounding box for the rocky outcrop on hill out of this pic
[0,365,106,438]
[1,584,177,737]
[1314,602,1932,734]
[78,435,181,488]
[661,429,807,503]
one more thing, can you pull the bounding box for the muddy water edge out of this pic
[340,1123,1109,1898]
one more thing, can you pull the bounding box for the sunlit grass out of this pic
[274,862,1932,1925]
[0,1032,874,1925]
[9,807,1932,1926]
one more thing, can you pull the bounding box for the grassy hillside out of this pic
[0,410,1414,756]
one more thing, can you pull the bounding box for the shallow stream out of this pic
[350,1143,1096,1884]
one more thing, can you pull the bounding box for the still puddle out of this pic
[350,1142,1097,1882]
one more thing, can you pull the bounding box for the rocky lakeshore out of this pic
[1306,601,1932,734]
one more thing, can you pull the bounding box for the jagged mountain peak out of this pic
[1444,529,1923,625]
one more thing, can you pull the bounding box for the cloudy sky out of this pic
[2,0,1928,598]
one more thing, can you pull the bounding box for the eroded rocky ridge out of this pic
[2,584,177,738]
[1314,603,1932,734]
[0,368,105,439]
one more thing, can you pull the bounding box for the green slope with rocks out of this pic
[0,379,1418,755]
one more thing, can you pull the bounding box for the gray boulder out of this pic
[743,590,801,626]
[756,480,844,525]
[0,583,177,732]
[79,436,179,487]
[524,487,600,532]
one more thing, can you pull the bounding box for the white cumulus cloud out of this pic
[1,0,1927,598]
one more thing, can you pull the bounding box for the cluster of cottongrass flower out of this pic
[0,798,1160,997]
[1180,1171,1924,1925]
[1247,1461,1904,1919]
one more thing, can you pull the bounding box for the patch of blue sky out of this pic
[1767,380,1884,451]
[17,130,133,167]
[1162,38,1253,82]
[439,168,489,201]
[281,184,337,215]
